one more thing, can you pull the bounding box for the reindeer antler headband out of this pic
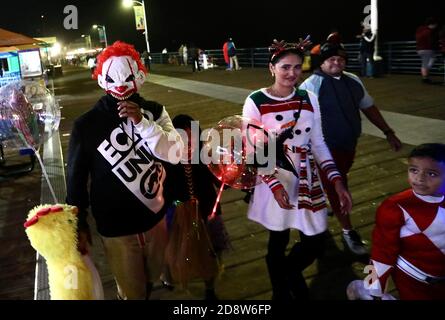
[269,35,312,61]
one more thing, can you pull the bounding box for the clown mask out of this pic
[97,55,146,100]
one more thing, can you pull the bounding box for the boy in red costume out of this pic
[369,143,445,300]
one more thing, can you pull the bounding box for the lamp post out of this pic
[370,0,380,59]
[93,24,108,48]
[123,0,150,53]
[81,34,92,50]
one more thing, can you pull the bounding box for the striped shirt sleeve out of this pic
[318,160,342,183]
[262,174,283,192]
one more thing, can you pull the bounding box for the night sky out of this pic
[2,0,444,52]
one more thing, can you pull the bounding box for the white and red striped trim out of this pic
[259,101,313,115]
[319,160,342,183]
[262,175,283,192]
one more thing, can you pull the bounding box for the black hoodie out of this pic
[66,93,182,237]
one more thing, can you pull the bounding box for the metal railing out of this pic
[151,41,444,76]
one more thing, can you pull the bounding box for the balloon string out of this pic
[34,151,58,204]
[210,181,225,220]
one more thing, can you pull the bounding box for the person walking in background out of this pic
[183,44,188,66]
[357,24,376,78]
[416,17,439,84]
[223,39,231,70]
[189,44,201,72]
[87,55,97,78]
[141,50,150,71]
[178,45,184,65]
[300,42,402,257]
[242,39,352,300]
[227,38,241,71]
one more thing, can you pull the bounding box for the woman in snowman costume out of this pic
[242,39,352,300]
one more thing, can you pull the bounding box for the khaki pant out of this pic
[101,218,168,300]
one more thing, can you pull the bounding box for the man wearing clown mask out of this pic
[66,41,183,300]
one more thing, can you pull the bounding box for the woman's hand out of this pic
[117,100,143,124]
[334,180,352,215]
[272,187,295,210]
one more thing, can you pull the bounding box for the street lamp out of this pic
[81,34,92,50]
[123,0,150,53]
[93,24,108,48]
[370,0,381,60]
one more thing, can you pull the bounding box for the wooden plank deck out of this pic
[1,65,443,300]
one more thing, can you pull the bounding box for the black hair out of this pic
[172,114,195,130]
[172,114,203,151]
[409,143,445,164]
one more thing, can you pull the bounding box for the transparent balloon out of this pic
[0,80,60,151]
[203,115,270,190]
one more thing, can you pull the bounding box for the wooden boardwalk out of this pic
[1,65,444,300]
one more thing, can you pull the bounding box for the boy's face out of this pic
[408,157,445,197]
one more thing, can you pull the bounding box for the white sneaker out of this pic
[347,280,396,300]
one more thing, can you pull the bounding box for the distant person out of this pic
[222,40,231,70]
[369,143,445,300]
[183,44,188,66]
[141,50,151,71]
[300,42,402,257]
[87,55,97,77]
[189,44,201,72]
[357,24,376,78]
[227,38,241,71]
[200,49,209,70]
[162,48,168,64]
[178,45,184,65]
[416,17,439,84]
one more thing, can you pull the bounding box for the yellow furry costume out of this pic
[24,204,102,300]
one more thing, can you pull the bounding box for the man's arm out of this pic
[361,105,402,151]
[117,100,184,164]
[135,107,184,164]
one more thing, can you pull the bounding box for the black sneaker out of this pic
[205,289,219,301]
[342,230,368,256]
